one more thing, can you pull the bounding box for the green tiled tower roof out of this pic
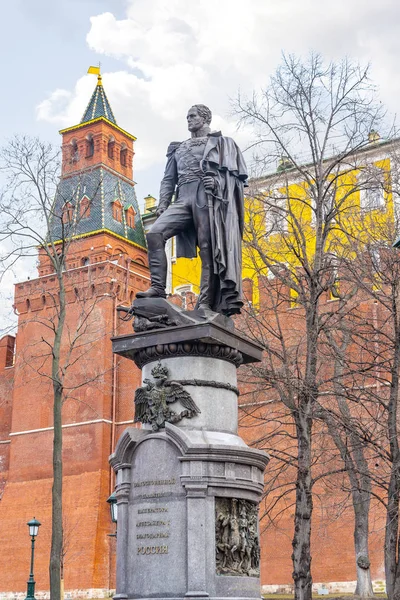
[81,75,117,124]
[50,167,146,248]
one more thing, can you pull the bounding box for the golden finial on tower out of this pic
[87,64,102,85]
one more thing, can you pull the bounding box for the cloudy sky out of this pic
[1,0,400,330]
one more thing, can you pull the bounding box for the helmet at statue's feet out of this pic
[197,303,218,318]
[136,287,166,299]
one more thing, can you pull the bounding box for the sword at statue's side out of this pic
[204,170,218,276]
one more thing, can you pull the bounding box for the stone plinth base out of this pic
[110,425,268,600]
[110,315,268,600]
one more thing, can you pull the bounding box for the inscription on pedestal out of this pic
[215,498,260,577]
[137,545,169,555]
[134,478,174,556]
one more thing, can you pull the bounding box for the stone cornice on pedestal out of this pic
[111,321,263,367]
[109,424,269,503]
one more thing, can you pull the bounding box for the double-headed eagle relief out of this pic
[134,362,201,431]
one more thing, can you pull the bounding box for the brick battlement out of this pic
[15,260,149,314]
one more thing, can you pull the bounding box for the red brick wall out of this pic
[0,233,147,592]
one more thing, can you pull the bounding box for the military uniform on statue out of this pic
[111,105,268,600]
[136,104,248,316]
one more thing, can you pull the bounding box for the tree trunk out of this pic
[323,331,375,599]
[354,500,375,598]
[385,289,400,600]
[49,278,66,600]
[50,380,63,600]
[292,405,313,600]
[326,412,375,599]
[384,456,400,600]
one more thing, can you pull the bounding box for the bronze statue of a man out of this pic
[137,104,248,316]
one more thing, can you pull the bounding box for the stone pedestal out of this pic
[110,319,269,600]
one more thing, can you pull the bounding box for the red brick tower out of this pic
[0,72,148,596]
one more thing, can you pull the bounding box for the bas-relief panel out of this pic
[215,497,260,577]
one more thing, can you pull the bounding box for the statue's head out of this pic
[187,104,212,132]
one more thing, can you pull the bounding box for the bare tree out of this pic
[234,53,386,600]
[316,327,376,599]
[334,168,400,600]
[0,136,109,600]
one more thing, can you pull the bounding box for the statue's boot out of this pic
[196,248,216,312]
[136,232,167,299]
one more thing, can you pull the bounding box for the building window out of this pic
[265,191,287,234]
[174,285,192,309]
[108,137,115,159]
[120,145,128,167]
[329,274,340,300]
[325,254,340,300]
[370,245,381,272]
[175,285,192,295]
[359,166,385,211]
[112,200,123,223]
[80,196,90,218]
[86,134,94,158]
[62,202,74,224]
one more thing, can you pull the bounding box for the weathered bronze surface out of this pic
[134,362,201,431]
[215,498,260,577]
[112,306,263,367]
[118,297,234,333]
[136,104,248,316]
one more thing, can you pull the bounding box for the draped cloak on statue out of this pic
[162,131,248,315]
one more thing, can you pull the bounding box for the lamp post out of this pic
[107,492,117,538]
[25,517,41,600]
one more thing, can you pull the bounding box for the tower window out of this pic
[62,202,74,224]
[108,137,115,159]
[70,140,78,163]
[125,206,136,229]
[86,134,94,158]
[120,145,128,167]
[80,196,91,219]
[112,199,123,223]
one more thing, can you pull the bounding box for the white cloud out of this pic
[36,0,400,195]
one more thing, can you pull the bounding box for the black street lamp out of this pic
[107,492,117,538]
[25,517,41,600]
